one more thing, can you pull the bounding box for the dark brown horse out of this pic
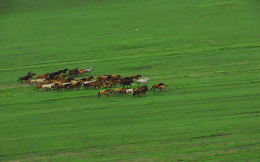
[17,76,30,83]
[133,86,149,97]
[68,82,81,91]
[57,84,70,92]
[68,68,79,77]
[58,68,69,74]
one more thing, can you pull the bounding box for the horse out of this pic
[159,85,169,92]
[131,75,142,80]
[133,86,149,97]
[69,68,79,77]
[53,80,64,86]
[34,85,43,92]
[63,77,75,83]
[85,68,94,74]
[41,83,55,92]
[58,68,69,74]
[78,69,87,76]
[101,75,112,82]
[57,83,70,92]
[25,73,36,79]
[68,82,81,91]
[41,80,52,85]
[91,82,103,90]
[28,79,38,86]
[125,88,134,96]
[112,88,126,96]
[98,89,113,98]
[120,80,134,88]
[58,75,68,80]
[111,75,121,80]
[150,83,165,92]
[36,73,48,79]
[82,81,92,89]
[106,80,118,88]
[80,76,94,81]
[17,76,30,83]
[48,71,60,78]
[120,77,132,82]
[35,78,46,85]
[134,78,150,87]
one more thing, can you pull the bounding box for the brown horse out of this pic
[58,75,68,80]
[78,69,87,76]
[34,85,43,92]
[68,82,81,91]
[63,77,75,83]
[111,75,121,80]
[150,83,165,92]
[36,73,48,79]
[131,75,142,80]
[69,68,79,77]
[112,87,126,96]
[101,75,112,82]
[57,84,70,92]
[159,85,169,92]
[91,82,103,90]
[98,89,113,98]
[133,86,149,97]
[80,76,94,81]
[83,82,92,89]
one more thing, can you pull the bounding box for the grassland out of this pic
[0,0,260,161]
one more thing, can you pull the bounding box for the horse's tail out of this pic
[17,78,21,81]
[98,92,100,98]
[150,86,154,91]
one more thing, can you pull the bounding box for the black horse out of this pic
[120,80,134,88]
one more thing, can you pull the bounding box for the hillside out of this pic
[0,0,260,161]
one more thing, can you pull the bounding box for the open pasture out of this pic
[1,0,260,161]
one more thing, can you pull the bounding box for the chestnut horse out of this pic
[131,75,142,80]
[159,85,169,92]
[150,83,165,92]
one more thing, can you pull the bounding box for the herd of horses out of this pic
[17,68,169,98]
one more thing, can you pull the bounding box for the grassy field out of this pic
[1,0,260,161]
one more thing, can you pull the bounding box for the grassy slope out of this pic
[0,0,260,161]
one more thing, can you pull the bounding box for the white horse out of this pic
[41,83,55,91]
[84,68,94,74]
[28,79,38,86]
[125,88,134,96]
[134,78,150,87]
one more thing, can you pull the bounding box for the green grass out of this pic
[1,0,260,161]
